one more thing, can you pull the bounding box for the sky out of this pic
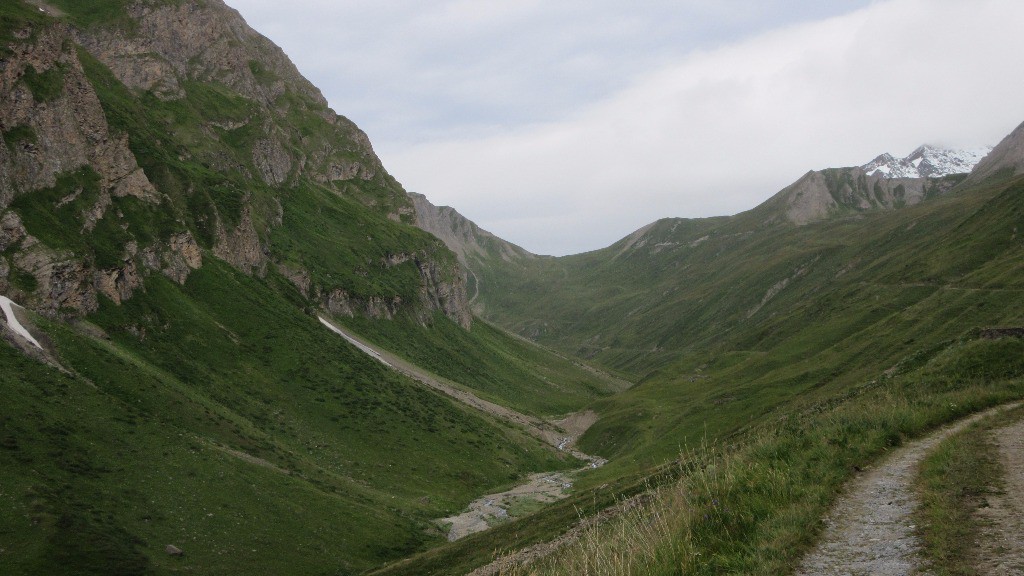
[229,0,1024,256]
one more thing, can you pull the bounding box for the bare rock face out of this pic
[71,1,323,108]
[13,240,97,316]
[160,232,203,284]
[138,232,203,286]
[252,137,291,186]
[70,0,386,191]
[760,167,955,225]
[962,119,1024,187]
[0,25,158,209]
[415,256,472,329]
[0,211,26,252]
[0,21,165,316]
[325,289,402,322]
[213,203,267,277]
[93,257,143,306]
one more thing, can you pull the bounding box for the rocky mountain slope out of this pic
[0,2,619,574]
[0,0,470,327]
[962,119,1024,187]
[408,192,535,311]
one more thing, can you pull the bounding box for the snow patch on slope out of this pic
[1,295,42,349]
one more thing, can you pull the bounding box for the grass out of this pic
[343,314,625,418]
[2,124,36,151]
[21,63,65,102]
[0,1,48,54]
[496,360,1024,575]
[915,404,1024,575]
[384,171,1024,574]
[1,258,591,574]
[5,3,1024,575]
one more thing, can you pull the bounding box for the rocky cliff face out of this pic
[409,192,533,266]
[409,192,533,317]
[0,17,203,315]
[758,166,962,225]
[962,120,1024,187]
[0,0,470,327]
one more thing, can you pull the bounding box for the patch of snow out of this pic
[0,295,42,349]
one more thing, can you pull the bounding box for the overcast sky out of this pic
[229,0,1024,256]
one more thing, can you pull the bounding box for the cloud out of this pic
[230,0,871,142]
[379,0,1024,255]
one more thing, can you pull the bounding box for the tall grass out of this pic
[496,364,1024,575]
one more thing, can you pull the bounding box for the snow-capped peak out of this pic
[862,145,992,178]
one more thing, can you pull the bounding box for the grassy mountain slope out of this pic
[1,258,590,575]
[474,169,1024,469]
[382,160,1024,576]
[0,1,616,573]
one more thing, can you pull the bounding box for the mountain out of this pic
[1,0,472,327]
[0,2,616,573]
[4,1,1024,574]
[962,119,1024,187]
[448,119,1024,469]
[408,192,536,313]
[754,166,964,225]
[861,144,991,178]
[378,120,1024,573]
[459,117,1024,395]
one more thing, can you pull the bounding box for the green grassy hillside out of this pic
[474,173,1024,469]
[0,2,616,574]
[1,258,596,575]
[382,172,1024,574]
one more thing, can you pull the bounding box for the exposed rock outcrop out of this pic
[415,255,471,329]
[962,119,1024,187]
[0,24,158,210]
[759,167,959,225]
[213,203,267,277]
[1,2,469,330]
[409,192,534,266]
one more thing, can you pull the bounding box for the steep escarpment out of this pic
[962,119,1024,187]
[755,166,964,225]
[0,0,470,326]
[409,192,534,315]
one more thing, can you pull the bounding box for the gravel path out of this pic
[796,404,1018,576]
[975,415,1024,575]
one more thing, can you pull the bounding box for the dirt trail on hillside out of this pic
[975,415,1024,575]
[317,316,602,459]
[317,316,611,542]
[796,403,1020,576]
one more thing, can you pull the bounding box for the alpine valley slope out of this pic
[382,123,1024,575]
[415,123,1024,472]
[0,1,619,574]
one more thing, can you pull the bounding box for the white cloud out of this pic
[379,0,1024,255]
